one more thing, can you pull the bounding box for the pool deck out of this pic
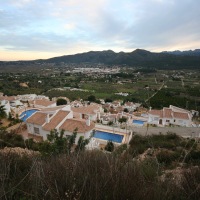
[95,127,130,144]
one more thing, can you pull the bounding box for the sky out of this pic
[0,0,200,61]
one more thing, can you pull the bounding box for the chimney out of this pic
[46,114,50,123]
[86,116,91,126]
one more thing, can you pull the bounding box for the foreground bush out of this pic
[0,151,200,200]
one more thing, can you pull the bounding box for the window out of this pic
[34,127,40,134]
[174,120,176,122]
[166,120,170,122]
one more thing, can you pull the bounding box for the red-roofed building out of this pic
[72,103,103,121]
[26,105,95,142]
[29,99,56,108]
[148,105,192,127]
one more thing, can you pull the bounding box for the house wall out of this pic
[161,118,174,126]
[27,123,44,137]
[79,113,97,121]
[148,115,192,127]
[63,130,93,144]
[171,118,191,127]
[148,115,159,125]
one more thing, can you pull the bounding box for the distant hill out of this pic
[162,49,200,56]
[46,49,200,69]
[1,49,200,69]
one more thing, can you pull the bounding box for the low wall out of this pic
[95,124,200,138]
[131,127,200,138]
[95,124,129,134]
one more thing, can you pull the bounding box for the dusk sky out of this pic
[0,0,200,61]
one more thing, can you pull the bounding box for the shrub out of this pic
[105,141,114,152]
[56,98,67,106]
[157,150,181,165]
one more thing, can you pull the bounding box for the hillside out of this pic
[1,49,200,69]
[163,49,200,56]
[46,49,200,69]
[0,130,200,199]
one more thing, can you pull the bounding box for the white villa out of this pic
[124,102,141,112]
[29,99,56,109]
[148,105,192,127]
[26,105,95,143]
[71,103,103,121]
[17,94,49,101]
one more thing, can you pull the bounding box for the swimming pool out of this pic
[20,109,39,121]
[132,120,145,125]
[94,130,124,143]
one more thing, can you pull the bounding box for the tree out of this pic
[105,140,114,152]
[75,136,90,152]
[0,105,6,119]
[56,98,68,106]
[8,112,13,120]
[108,121,113,126]
[46,129,67,154]
[87,95,96,102]
[105,98,112,103]
[41,128,79,155]
[123,108,129,113]
[67,128,77,152]
[118,116,127,124]
[104,108,108,113]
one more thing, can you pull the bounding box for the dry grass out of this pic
[0,150,199,200]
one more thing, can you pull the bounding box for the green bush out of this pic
[157,150,181,165]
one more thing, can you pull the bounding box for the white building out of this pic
[26,105,95,143]
[124,102,141,112]
[148,105,192,127]
[71,103,103,121]
[29,99,56,109]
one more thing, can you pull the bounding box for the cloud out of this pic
[0,0,200,60]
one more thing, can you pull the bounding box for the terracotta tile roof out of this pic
[32,99,56,107]
[125,102,133,106]
[71,104,99,115]
[26,112,47,125]
[163,108,173,118]
[40,105,66,112]
[73,112,81,119]
[0,96,16,101]
[149,110,162,116]
[43,110,70,131]
[59,118,95,133]
[173,112,189,120]
[149,108,190,120]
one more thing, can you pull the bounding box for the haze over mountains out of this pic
[1,49,200,69]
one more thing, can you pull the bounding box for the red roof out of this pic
[59,118,95,133]
[173,112,189,120]
[26,112,48,125]
[43,110,70,131]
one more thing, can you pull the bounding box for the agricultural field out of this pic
[0,67,199,110]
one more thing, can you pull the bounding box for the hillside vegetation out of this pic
[1,49,200,69]
[0,129,200,199]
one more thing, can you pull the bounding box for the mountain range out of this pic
[162,49,200,56]
[46,49,200,69]
[1,49,200,69]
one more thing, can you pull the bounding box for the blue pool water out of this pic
[133,120,145,125]
[94,130,124,143]
[20,109,38,121]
